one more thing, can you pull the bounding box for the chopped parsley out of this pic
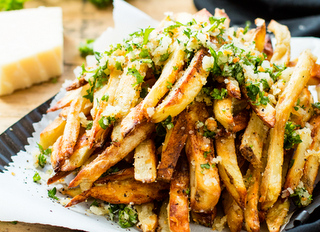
[173,66,178,71]
[33,172,41,182]
[159,51,170,62]
[101,94,109,102]
[211,88,228,100]
[115,61,123,71]
[161,115,174,130]
[203,150,211,158]
[200,162,211,169]
[208,16,226,32]
[290,186,312,207]
[203,125,216,139]
[118,205,138,228]
[48,187,59,200]
[166,81,173,89]
[98,116,116,130]
[143,27,155,45]
[284,122,302,150]
[86,120,93,130]
[79,39,95,57]
[139,48,151,58]
[37,143,51,168]
[127,66,144,87]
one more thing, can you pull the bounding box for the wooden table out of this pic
[0,0,197,231]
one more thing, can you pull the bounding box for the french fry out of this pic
[283,128,312,194]
[185,102,221,212]
[302,115,320,194]
[213,96,234,131]
[134,139,157,183]
[244,165,261,232]
[120,102,145,138]
[157,199,170,232]
[60,132,95,172]
[50,135,63,171]
[268,20,291,66]
[60,85,90,160]
[135,203,158,232]
[39,116,66,150]
[290,88,314,127]
[66,168,169,207]
[265,198,290,232]
[216,134,247,209]
[47,88,82,112]
[263,34,274,61]
[151,48,210,123]
[157,112,188,181]
[226,77,241,99]
[260,49,316,210]
[89,70,121,148]
[222,190,244,232]
[240,112,269,167]
[141,43,185,118]
[69,122,155,190]
[168,156,190,232]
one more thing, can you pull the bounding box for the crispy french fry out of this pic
[213,96,234,131]
[60,85,90,160]
[222,190,244,232]
[47,88,82,112]
[60,132,95,172]
[226,77,241,99]
[252,18,266,52]
[66,168,169,207]
[185,102,221,212]
[157,112,188,181]
[168,157,190,232]
[302,115,320,194]
[283,128,312,194]
[60,186,82,198]
[240,112,269,167]
[157,199,170,232]
[47,170,72,185]
[89,70,121,147]
[69,122,155,190]
[260,49,316,210]
[268,20,291,66]
[120,102,145,138]
[151,48,210,123]
[141,43,185,118]
[39,116,66,150]
[134,139,157,183]
[65,76,87,91]
[216,134,247,209]
[135,203,158,232]
[265,198,290,232]
[50,135,63,171]
[244,165,261,232]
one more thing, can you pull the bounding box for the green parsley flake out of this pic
[98,116,116,130]
[284,122,302,150]
[33,172,41,182]
[48,187,59,200]
[127,66,144,87]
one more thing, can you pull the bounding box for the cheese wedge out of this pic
[0,7,63,96]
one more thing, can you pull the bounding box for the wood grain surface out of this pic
[0,0,197,231]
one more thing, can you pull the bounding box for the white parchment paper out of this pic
[0,0,320,231]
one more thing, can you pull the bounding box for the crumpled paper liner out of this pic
[0,0,320,231]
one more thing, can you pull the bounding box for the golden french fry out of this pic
[190,209,217,227]
[216,134,247,209]
[283,128,312,194]
[268,20,291,66]
[157,112,188,181]
[39,116,66,150]
[47,88,82,112]
[135,203,158,232]
[185,102,221,212]
[222,190,244,232]
[244,165,261,232]
[66,168,169,207]
[168,157,190,232]
[69,122,155,190]
[266,198,290,232]
[134,139,157,183]
[240,112,269,167]
[151,48,209,123]
[158,199,170,232]
[260,49,316,210]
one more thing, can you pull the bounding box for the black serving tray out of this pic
[0,97,53,172]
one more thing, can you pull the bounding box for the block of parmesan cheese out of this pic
[0,7,63,96]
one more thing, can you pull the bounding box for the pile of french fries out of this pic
[37,7,320,232]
